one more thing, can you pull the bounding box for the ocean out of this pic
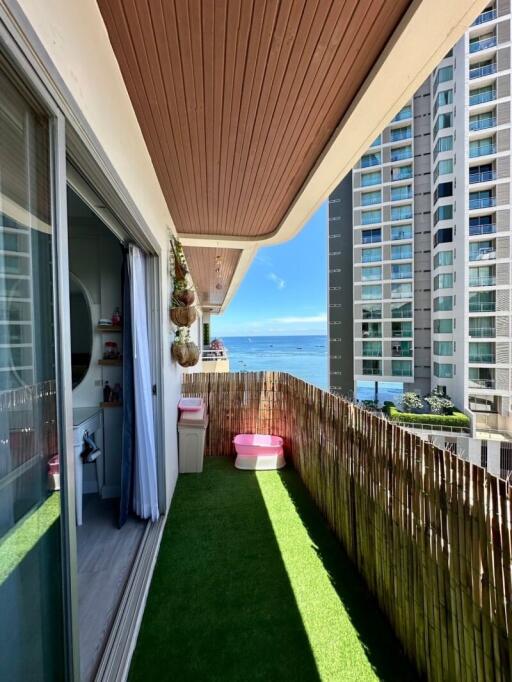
[222,335,404,404]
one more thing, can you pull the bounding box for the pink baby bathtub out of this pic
[233,434,285,470]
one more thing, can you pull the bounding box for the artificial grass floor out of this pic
[129,458,417,681]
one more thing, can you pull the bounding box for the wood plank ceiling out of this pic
[98,0,411,304]
[183,246,241,307]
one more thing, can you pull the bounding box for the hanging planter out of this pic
[174,286,195,306]
[172,328,199,367]
[170,305,197,327]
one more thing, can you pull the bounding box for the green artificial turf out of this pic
[129,458,417,681]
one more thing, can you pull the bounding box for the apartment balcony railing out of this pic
[469,196,495,209]
[181,370,510,682]
[469,378,496,389]
[469,116,496,131]
[469,301,496,312]
[391,309,412,318]
[361,331,381,339]
[361,197,382,206]
[392,348,412,357]
[361,156,380,168]
[469,36,497,53]
[391,368,412,376]
[362,350,382,357]
[469,143,495,158]
[469,170,495,183]
[469,327,496,338]
[469,353,495,363]
[362,367,382,375]
[469,276,496,286]
[469,63,497,80]
[472,8,497,26]
[361,235,381,244]
[361,255,381,263]
[390,150,412,162]
[469,248,496,261]
[391,330,412,338]
[391,172,412,182]
[469,90,496,106]
[390,131,412,142]
[469,222,495,235]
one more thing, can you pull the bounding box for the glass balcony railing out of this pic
[469,196,495,209]
[469,63,497,79]
[390,130,412,142]
[391,172,413,182]
[469,170,495,183]
[391,309,412,319]
[469,327,496,338]
[469,276,496,287]
[469,116,496,131]
[362,350,382,357]
[391,329,412,338]
[361,156,380,168]
[362,367,382,375]
[472,9,497,26]
[470,249,496,262]
[469,222,495,236]
[469,353,495,363]
[469,36,497,53]
[392,348,413,357]
[469,378,496,389]
[362,235,381,244]
[469,301,496,312]
[390,149,413,162]
[361,197,382,206]
[392,367,413,377]
[469,144,495,158]
[361,331,381,339]
[469,90,496,106]
[361,255,382,263]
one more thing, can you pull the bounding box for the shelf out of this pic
[100,401,122,408]
[96,325,122,333]
[98,358,122,366]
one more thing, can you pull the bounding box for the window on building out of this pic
[433,112,452,137]
[393,105,412,121]
[361,209,382,225]
[390,185,412,201]
[361,266,382,281]
[469,136,494,158]
[469,111,496,132]
[469,291,495,312]
[469,84,495,106]
[390,145,412,162]
[391,244,413,260]
[392,360,412,376]
[361,284,382,300]
[433,182,453,203]
[433,135,453,159]
[390,125,412,142]
[434,362,453,378]
[391,205,413,221]
[361,170,382,186]
[434,65,453,90]
[434,295,453,311]
[434,340,454,356]
[433,318,453,333]
[362,304,382,319]
[469,214,495,236]
[469,342,495,363]
[433,158,453,182]
[469,189,494,209]
[469,265,495,286]
[392,263,412,280]
[469,163,494,184]
[392,321,412,337]
[433,204,453,225]
[391,224,413,241]
[362,359,381,375]
[469,317,495,337]
[391,165,412,182]
[469,367,494,389]
[362,340,382,357]
[362,322,381,338]
[391,282,412,299]
[434,228,453,247]
[434,273,454,290]
[370,135,382,147]
[361,190,382,206]
[434,88,453,113]
[469,240,495,261]
[361,152,381,167]
[392,340,412,357]
[391,302,412,318]
[434,250,453,267]
[361,228,381,244]
[361,247,382,263]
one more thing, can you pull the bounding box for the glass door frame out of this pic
[0,18,79,681]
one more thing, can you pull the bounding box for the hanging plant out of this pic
[170,305,197,327]
[171,238,189,280]
[171,328,199,367]
[173,278,195,306]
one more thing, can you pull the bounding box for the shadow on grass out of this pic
[129,457,321,682]
[277,466,419,681]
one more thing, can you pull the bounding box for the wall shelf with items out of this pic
[98,358,122,366]
[96,325,122,333]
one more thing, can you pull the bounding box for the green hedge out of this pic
[387,406,470,428]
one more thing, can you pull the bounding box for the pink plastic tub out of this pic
[233,434,285,470]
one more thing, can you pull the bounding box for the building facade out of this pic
[329,1,512,437]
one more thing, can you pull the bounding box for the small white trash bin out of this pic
[178,399,208,473]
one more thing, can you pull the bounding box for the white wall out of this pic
[16,0,188,510]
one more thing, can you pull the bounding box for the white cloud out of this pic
[267,272,285,289]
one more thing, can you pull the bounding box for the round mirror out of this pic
[69,275,93,389]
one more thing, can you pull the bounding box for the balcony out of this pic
[362,366,382,375]
[469,301,496,312]
[469,170,495,183]
[469,353,495,363]
[469,143,495,158]
[469,248,496,261]
[469,36,497,53]
[469,327,496,338]
[469,196,495,209]
[469,89,496,106]
[391,366,412,376]
[472,9,497,26]
[469,378,496,389]
[392,106,412,122]
[469,276,496,287]
[469,63,497,79]
[392,348,412,357]
[202,346,230,374]
[469,222,495,236]
[469,116,496,131]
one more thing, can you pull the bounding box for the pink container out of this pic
[233,434,285,470]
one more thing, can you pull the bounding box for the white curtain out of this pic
[129,245,159,521]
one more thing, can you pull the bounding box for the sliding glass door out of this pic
[0,67,65,679]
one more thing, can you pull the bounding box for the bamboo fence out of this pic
[182,371,512,682]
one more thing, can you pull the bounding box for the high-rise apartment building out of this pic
[329,1,512,436]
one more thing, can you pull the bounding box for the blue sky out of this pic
[211,203,327,338]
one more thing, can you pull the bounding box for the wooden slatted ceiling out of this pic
[98,0,411,239]
[183,246,242,307]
